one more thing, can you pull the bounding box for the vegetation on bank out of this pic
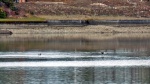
[0,16,45,21]
[0,15,149,22]
[15,0,150,18]
[38,15,149,20]
[0,0,36,20]
[0,0,15,18]
[0,0,150,21]
[0,0,14,9]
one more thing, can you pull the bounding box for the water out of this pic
[0,33,150,84]
[0,67,150,84]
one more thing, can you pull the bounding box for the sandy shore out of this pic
[1,25,150,34]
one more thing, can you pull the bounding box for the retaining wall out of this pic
[88,20,150,25]
[47,20,88,26]
[0,20,150,26]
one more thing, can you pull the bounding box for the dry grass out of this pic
[0,16,45,22]
[37,15,148,20]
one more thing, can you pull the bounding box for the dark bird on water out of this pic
[101,52,104,54]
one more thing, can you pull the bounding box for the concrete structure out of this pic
[15,0,26,3]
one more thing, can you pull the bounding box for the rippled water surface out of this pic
[0,33,150,84]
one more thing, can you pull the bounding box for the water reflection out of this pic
[0,67,150,84]
[0,33,150,55]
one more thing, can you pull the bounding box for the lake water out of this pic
[0,33,150,84]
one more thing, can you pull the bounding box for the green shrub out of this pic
[0,10,7,18]
[30,11,34,15]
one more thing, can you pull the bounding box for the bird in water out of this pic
[38,53,41,56]
[101,52,104,54]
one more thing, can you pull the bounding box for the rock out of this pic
[0,30,13,35]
